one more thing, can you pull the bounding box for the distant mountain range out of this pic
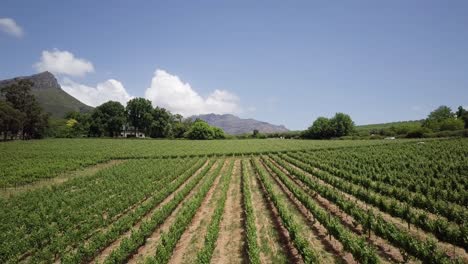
[190,113,289,135]
[0,71,93,118]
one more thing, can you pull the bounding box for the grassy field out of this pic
[0,138,419,187]
[0,138,466,263]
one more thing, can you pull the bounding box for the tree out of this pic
[0,101,25,140]
[427,105,454,121]
[150,106,173,138]
[64,111,91,137]
[456,106,466,119]
[330,112,355,137]
[304,113,354,139]
[1,80,49,139]
[456,106,468,128]
[439,118,464,131]
[126,98,153,134]
[212,126,225,139]
[173,118,192,138]
[173,114,183,123]
[303,117,334,139]
[93,101,126,137]
[252,129,259,137]
[423,105,462,131]
[186,119,215,139]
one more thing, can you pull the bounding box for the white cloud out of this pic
[144,69,241,116]
[34,49,94,77]
[61,78,133,107]
[0,18,23,37]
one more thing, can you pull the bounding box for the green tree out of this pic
[253,129,259,137]
[149,106,173,138]
[173,118,192,138]
[330,112,355,137]
[126,98,153,134]
[212,126,225,139]
[64,111,91,137]
[427,105,454,121]
[186,119,214,139]
[1,80,49,139]
[439,118,464,131]
[0,101,25,140]
[456,106,468,128]
[423,105,462,131]
[94,101,126,137]
[304,117,334,139]
[88,111,105,137]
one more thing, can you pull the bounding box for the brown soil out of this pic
[90,160,211,263]
[127,160,221,264]
[1,159,126,199]
[168,159,230,264]
[245,160,289,264]
[210,159,246,264]
[259,158,352,264]
[280,156,468,262]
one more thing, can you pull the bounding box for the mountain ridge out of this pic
[190,113,289,135]
[0,72,93,118]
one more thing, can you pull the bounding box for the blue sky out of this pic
[1,0,467,130]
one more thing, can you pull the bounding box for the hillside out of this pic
[190,113,289,135]
[0,72,93,118]
[356,120,423,131]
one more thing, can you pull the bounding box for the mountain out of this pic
[0,72,93,118]
[190,113,289,135]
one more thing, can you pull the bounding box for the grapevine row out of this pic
[281,153,467,249]
[62,158,207,263]
[261,156,379,264]
[272,155,458,263]
[195,159,235,263]
[241,159,261,264]
[147,159,226,264]
[102,159,219,263]
[251,158,319,264]
[290,151,467,225]
[1,158,195,263]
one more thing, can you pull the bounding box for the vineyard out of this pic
[0,138,467,263]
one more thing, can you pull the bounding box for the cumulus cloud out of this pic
[0,18,23,37]
[144,69,241,116]
[61,78,133,107]
[34,49,94,77]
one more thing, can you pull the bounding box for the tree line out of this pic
[0,80,225,140]
[362,105,468,138]
[63,98,225,140]
[298,105,468,140]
